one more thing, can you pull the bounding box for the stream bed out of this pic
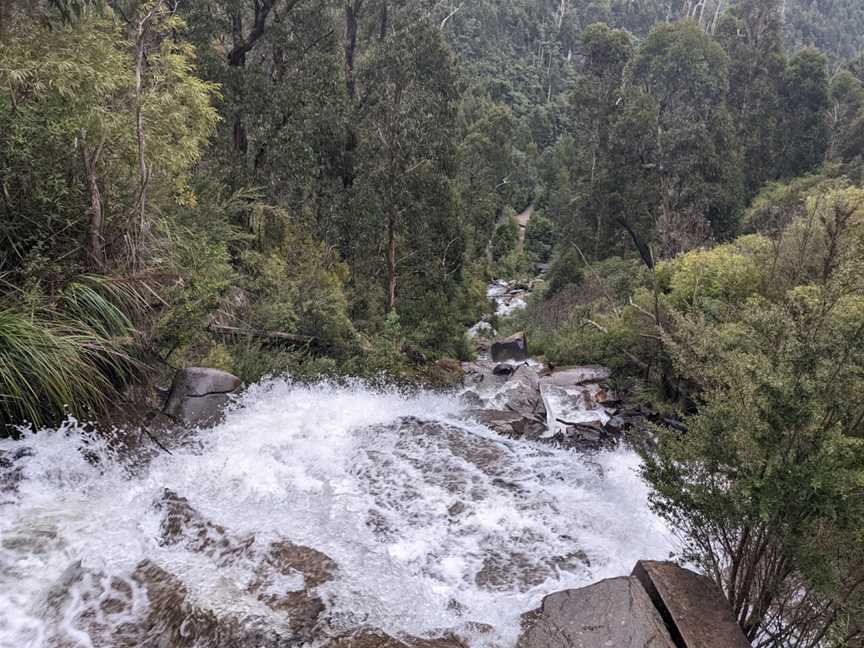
[0,280,674,648]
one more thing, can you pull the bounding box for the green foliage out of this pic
[491,210,519,262]
[457,94,519,255]
[524,211,556,261]
[0,10,131,279]
[661,237,769,313]
[0,279,139,429]
[643,286,864,644]
[545,247,584,296]
[779,48,831,178]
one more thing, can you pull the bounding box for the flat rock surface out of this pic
[632,561,751,648]
[518,576,676,648]
[540,366,612,387]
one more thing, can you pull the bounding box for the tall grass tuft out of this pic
[0,277,142,430]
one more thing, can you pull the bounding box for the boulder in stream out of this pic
[632,560,751,648]
[502,365,547,424]
[490,332,529,362]
[517,576,676,648]
[155,489,337,643]
[163,367,242,427]
[462,363,548,442]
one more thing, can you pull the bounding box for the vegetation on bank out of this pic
[3,0,864,644]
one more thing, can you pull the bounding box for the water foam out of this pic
[0,378,674,647]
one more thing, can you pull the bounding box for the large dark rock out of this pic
[163,367,242,427]
[491,332,529,362]
[632,560,751,648]
[492,363,515,376]
[552,422,617,452]
[518,576,676,648]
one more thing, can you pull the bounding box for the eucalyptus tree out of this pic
[779,47,830,179]
[353,22,461,315]
[715,0,786,194]
[564,19,741,267]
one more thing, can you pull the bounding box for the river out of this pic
[0,284,675,648]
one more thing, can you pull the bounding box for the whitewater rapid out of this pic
[0,378,674,648]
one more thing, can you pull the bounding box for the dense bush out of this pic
[0,279,141,429]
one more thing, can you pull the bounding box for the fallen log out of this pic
[209,324,319,348]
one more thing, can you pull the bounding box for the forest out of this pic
[2,0,864,645]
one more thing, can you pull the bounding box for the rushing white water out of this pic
[0,379,674,648]
[488,281,528,318]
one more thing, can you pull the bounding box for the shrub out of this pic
[491,208,519,261]
[662,238,768,313]
[0,279,139,430]
[642,288,864,645]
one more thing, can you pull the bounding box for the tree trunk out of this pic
[342,1,362,189]
[80,138,105,270]
[131,17,150,273]
[387,212,397,312]
[620,219,655,270]
[227,1,280,157]
[378,0,388,39]
[344,1,361,100]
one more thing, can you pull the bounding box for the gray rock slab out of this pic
[632,561,751,648]
[518,576,677,648]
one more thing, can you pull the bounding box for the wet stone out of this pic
[518,576,676,648]
[475,550,552,592]
[0,447,32,503]
[324,628,467,648]
[447,501,467,517]
[152,489,338,643]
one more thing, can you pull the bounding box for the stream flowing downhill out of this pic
[0,283,675,648]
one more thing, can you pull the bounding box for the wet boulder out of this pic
[471,409,546,441]
[250,541,337,640]
[632,560,751,648]
[130,560,282,648]
[518,576,676,648]
[0,447,32,503]
[490,332,529,362]
[540,366,611,388]
[463,364,549,441]
[42,560,288,648]
[433,358,464,386]
[466,409,526,438]
[163,367,242,427]
[492,363,515,376]
[461,359,510,391]
[502,365,547,424]
[324,628,466,648]
[154,490,337,643]
[547,421,622,452]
